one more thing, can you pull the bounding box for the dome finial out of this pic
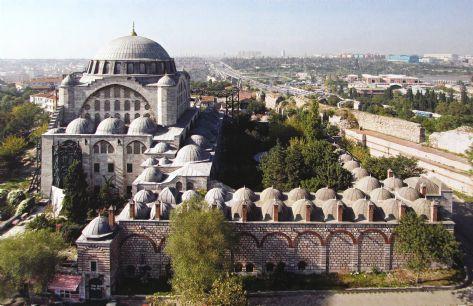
[131,21,137,36]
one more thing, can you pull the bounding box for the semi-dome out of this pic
[82,216,113,239]
[342,188,365,206]
[354,176,380,194]
[292,199,314,221]
[186,134,208,148]
[133,189,156,204]
[288,187,309,202]
[158,187,177,204]
[339,153,353,162]
[351,167,369,181]
[233,187,257,202]
[260,187,282,202]
[411,198,431,218]
[157,74,176,87]
[93,35,171,61]
[261,199,287,221]
[141,157,158,168]
[205,187,227,206]
[382,176,404,191]
[149,201,173,220]
[128,117,157,135]
[153,142,169,154]
[343,160,360,171]
[65,118,94,134]
[322,199,342,221]
[352,199,373,222]
[404,177,439,195]
[396,186,421,202]
[369,187,392,204]
[181,189,199,202]
[231,199,255,221]
[96,118,125,134]
[174,144,205,165]
[140,166,163,182]
[315,187,336,202]
[378,198,402,221]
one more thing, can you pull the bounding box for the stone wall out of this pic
[429,126,473,154]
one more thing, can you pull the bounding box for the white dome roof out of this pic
[174,144,205,165]
[411,198,431,217]
[153,142,169,154]
[181,190,199,202]
[233,187,256,202]
[133,189,156,204]
[157,74,176,87]
[352,199,373,222]
[369,187,393,204]
[355,176,380,194]
[288,187,309,202]
[342,188,365,206]
[260,187,282,202]
[343,160,360,171]
[205,187,226,206]
[322,199,342,221]
[404,177,439,195]
[93,35,171,61]
[339,153,353,162]
[186,134,208,148]
[128,117,157,135]
[158,187,177,204]
[140,166,163,182]
[65,118,94,134]
[261,199,287,221]
[292,199,314,221]
[315,187,336,202]
[159,156,171,165]
[378,198,402,221]
[351,167,369,180]
[141,157,158,167]
[382,176,404,191]
[96,118,125,134]
[396,186,421,202]
[82,216,113,239]
[149,201,173,220]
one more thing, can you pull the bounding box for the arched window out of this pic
[140,63,146,74]
[104,100,110,111]
[84,113,91,120]
[93,140,114,154]
[114,100,120,111]
[104,113,110,118]
[134,63,139,73]
[124,100,130,111]
[134,100,140,111]
[186,182,194,190]
[234,263,243,273]
[93,61,100,74]
[103,61,110,74]
[124,113,130,124]
[149,62,156,74]
[94,100,100,111]
[126,141,147,154]
[134,113,140,119]
[114,62,121,74]
[124,88,130,98]
[127,63,134,74]
[176,182,183,191]
[297,261,307,271]
[144,113,150,117]
[246,263,254,272]
[114,113,120,119]
[113,87,120,98]
[94,113,101,124]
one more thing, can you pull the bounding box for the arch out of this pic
[326,229,357,245]
[358,230,387,272]
[294,230,325,247]
[326,230,355,273]
[125,100,131,111]
[175,181,183,191]
[114,100,120,111]
[238,231,260,246]
[126,141,147,154]
[134,113,140,119]
[119,234,159,253]
[358,229,389,244]
[260,232,293,248]
[233,232,259,272]
[93,140,114,154]
[82,84,149,114]
[186,181,194,190]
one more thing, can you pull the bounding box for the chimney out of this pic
[305,204,311,222]
[368,203,375,222]
[387,168,394,178]
[154,201,161,220]
[420,183,427,197]
[129,201,135,220]
[337,203,344,222]
[430,202,439,222]
[273,203,279,222]
[242,203,248,222]
[399,203,407,219]
[108,206,115,228]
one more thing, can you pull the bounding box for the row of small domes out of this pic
[65,117,157,135]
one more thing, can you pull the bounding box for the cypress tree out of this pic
[61,160,89,224]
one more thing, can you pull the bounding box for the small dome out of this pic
[133,189,157,204]
[141,157,159,168]
[288,187,309,202]
[352,199,373,222]
[351,167,369,180]
[186,134,208,148]
[396,186,421,202]
[181,189,199,202]
[378,198,402,221]
[404,177,439,195]
[322,199,342,221]
[159,156,171,165]
[342,188,365,206]
[260,187,282,202]
[128,117,157,135]
[261,199,287,221]
[140,167,163,182]
[292,199,314,221]
[315,187,336,202]
[343,160,360,171]
[65,118,94,134]
[369,187,392,204]
[82,216,113,239]
[355,176,380,194]
[411,198,431,218]
[158,187,177,204]
[61,74,74,87]
[174,144,205,165]
[233,187,256,202]
[205,187,226,206]
[95,118,125,134]
[134,201,151,219]
[149,201,173,220]
[339,153,353,162]
[153,142,169,154]
[231,199,255,221]
[157,74,176,87]
[382,176,404,191]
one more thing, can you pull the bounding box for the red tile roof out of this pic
[48,274,82,291]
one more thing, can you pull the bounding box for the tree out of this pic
[61,160,89,224]
[363,155,424,180]
[394,212,459,282]
[165,198,237,304]
[0,230,65,298]
[260,141,288,190]
[246,99,266,114]
[0,135,27,170]
[206,275,247,306]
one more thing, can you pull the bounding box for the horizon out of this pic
[0,0,472,59]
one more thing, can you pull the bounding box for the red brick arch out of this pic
[260,232,293,248]
[358,229,389,244]
[326,229,357,244]
[119,234,159,253]
[294,230,325,246]
[238,231,260,247]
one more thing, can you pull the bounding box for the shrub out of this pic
[15,197,35,215]
[6,189,25,207]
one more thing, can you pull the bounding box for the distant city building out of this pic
[385,54,419,63]
[361,74,420,86]
[281,49,286,58]
[30,90,58,113]
[423,53,459,63]
[236,50,262,58]
[16,76,63,91]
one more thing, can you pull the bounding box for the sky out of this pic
[0,0,472,58]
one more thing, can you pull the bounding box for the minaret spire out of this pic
[131,21,137,36]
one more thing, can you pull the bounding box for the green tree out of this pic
[61,160,89,224]
[0,135,27,169]
[363,155,424,180]
[246,99,266,114]
[165,198,236,304]
[206,275,247,306]
[0,230,65,298]
[260,141,288,190]
[394,212,459,282]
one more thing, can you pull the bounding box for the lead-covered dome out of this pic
[82,216,113,239]
[315,187,336,202]
[128,117,157,135]
[133,189,156,204]
[292,199,314,221]
[93,35,171,61]
[260,187,282,202]
[174,144,205,165]
[233,187,257,202]
[139,166,163,182]
[288,187,309,202]
[66,118,94,134]
[205,187,227,206]
[96,118,125,134]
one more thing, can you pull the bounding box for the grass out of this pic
[0,178,30,191]
[454,191,473,203]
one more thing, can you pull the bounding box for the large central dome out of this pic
[93,35,171,61]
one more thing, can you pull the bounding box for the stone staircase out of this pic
[48,106,63,129]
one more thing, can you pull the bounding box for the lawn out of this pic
[0,178,30,190]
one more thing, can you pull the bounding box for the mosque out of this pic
[40,29,455,300]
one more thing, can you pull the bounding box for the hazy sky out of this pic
[0,0,472,58]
